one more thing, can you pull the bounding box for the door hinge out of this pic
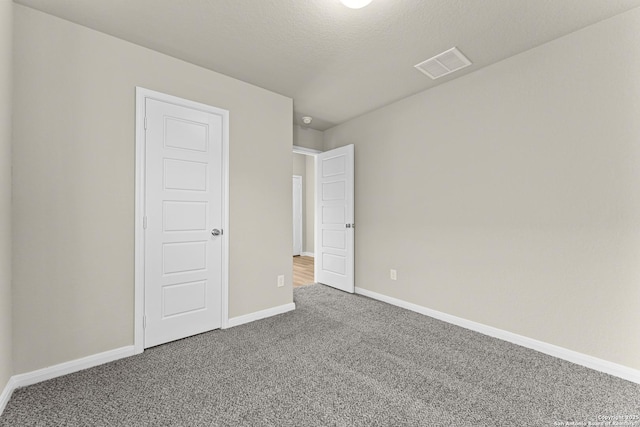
[143,216,147,229]
[346,223,355,229]
[144,116,147,130]
[143,315,147,329]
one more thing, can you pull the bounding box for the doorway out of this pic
[292,146,319,287]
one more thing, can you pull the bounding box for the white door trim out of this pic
[134,87,230,354]
[292,146,319,281]
[293,175,303,256]
[292,146,322,155]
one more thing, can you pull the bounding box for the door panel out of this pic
[162,241,207,274]
[163,201,207,232]
[322,206,345,224]
[162,280,206,317]
[315,145,354,293]
[163,159,208,191]
[164,117,209,152]
[322,230,346,249]
[144,98,224,348]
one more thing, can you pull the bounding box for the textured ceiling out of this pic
[14,0,640,130]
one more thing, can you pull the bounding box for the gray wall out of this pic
[0,0,13,394]
[292,153,316,256]
[292,153,307,254]
[12,5,293,374]
[324,8,640,370]
[293,125,323,151]
[293,153,306,176]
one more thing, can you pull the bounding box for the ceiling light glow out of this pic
[340,0,372,9]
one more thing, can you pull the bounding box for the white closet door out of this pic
[144,97,224,348]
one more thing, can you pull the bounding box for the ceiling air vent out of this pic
[414,47,472,80]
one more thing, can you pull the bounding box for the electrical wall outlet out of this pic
[277,275,285,287]
[390,269,397,281]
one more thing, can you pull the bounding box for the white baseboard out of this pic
[227,302,296,328]
[301,252,314,257]
[0,304,294,415]
[355,287,640,384]
[11,346,136,389]
[0,376,17,416]
[0,345,135,417]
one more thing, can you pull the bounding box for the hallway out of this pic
[293,256,314,287]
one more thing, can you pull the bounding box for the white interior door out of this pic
[144,97,225,348]
[315,144,354,293]
[293,175,303,256]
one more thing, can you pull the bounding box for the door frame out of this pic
[134,87,230,354]
[292,175,303,256]
[292,145,321,281]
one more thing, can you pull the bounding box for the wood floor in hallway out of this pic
[293,256,314,287]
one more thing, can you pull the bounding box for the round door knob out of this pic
[211,229,222,236]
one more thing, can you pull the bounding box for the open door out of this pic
[315,144,354,293]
